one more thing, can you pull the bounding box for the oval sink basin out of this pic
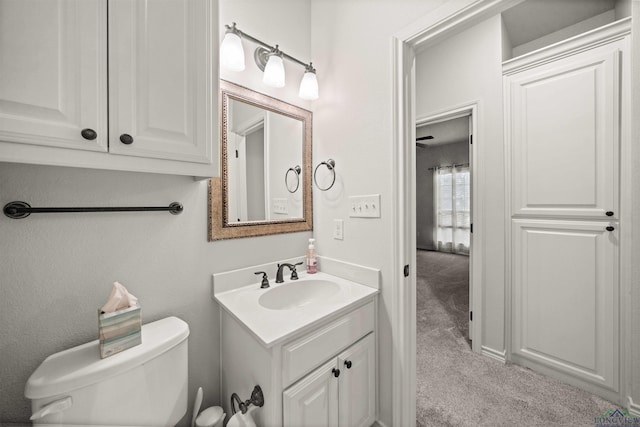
[259,280,341,310]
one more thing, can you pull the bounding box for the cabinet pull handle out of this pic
[81,128,97,140]
[606,211,614,217]
[344,360,352,369]
[332,368,340,378]
[120,134,134,145]
[606,226,615,232]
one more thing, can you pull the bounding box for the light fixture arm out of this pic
[225,23,313,71]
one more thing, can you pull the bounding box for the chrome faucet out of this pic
[275,262,303,283]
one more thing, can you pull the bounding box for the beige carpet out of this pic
[416,250,618,427]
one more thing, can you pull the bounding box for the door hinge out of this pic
[470,223,473,233]
[403,264,410,277]
[469,134,473,145]
[235,150,239,158]
[470,311,473,321]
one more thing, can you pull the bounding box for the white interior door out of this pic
[507,42,621,219]
[511,219,618,391]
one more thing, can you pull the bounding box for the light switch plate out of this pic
[273,198,288,215]
[349,194,381,218]
[333,219,344,240]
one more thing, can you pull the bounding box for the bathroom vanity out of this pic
[214,265,379,427]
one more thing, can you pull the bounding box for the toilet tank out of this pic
[25,316,189,426]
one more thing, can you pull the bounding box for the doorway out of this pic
[415,114,472,344]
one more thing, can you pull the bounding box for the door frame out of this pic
[416,104,480,350]
[390,1,525,425]
[391,1,636,425]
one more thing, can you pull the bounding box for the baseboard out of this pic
[628,396,640,416]
[481,345,506,363]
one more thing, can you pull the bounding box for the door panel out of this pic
[508,45,620,218]
[0,0,107,151]
[108,0,211,163]
[338,333,376,427]
[511,219,618,391]
[283,359,339,427]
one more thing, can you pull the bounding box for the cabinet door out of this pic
[506,42,621,219]
[511,219,618,391]
[108,0,212,164]
[338,333,376,427]
[0,0,107,152]
[283,359,339,427]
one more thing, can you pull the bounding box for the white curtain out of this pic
[434,164,470,255]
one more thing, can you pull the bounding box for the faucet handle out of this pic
[290,262,304,280]
[254,271,269,289]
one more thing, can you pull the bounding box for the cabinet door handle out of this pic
[81,128,97,140]
[119,134,134,145]
[344,360,352,369]
[606,211,614,217]
[332,368,340,378]
[606,226,615,232]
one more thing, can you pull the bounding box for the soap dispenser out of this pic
[306,238,317,274]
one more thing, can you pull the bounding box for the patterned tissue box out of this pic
[98,305,141,359]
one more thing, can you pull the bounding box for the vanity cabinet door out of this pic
[108,0,212,164]
[0,0,107,152]
[338,333,376,427]
[283,359,339,427]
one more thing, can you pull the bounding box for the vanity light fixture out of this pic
[298,64,319,100]
[219,23,245,71]
[220,23,319,100]
[262,46,285,88]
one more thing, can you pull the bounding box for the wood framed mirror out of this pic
[209,80,312,240]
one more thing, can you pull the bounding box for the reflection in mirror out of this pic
[209,80,312,241]
[227,98,303,222]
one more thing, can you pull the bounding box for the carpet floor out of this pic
[416,249,618,427]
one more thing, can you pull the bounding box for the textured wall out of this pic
[0,163,310,425]
[0,0,313,424]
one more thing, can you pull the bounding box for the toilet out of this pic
[25,316,189,426]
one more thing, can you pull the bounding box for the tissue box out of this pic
[98,305,141,359]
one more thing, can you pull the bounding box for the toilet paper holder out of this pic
[230,385,264,415]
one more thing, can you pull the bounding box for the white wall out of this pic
[415,15,505,353]
[309,1,448,425]
[0,1,312,425]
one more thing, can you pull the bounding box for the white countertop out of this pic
[214,271,378,347]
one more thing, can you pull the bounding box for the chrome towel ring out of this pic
[285,165,301,193]
[314,159,336,191]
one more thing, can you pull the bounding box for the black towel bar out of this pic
[3,201,183,219]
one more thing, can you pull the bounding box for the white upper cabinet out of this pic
[0,0,217,177]
[108,0,212,163]
[505,37,623,219]
[0,0,107,152]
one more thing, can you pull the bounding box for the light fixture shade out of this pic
[298,70,319,100]
[220,32,245,71]
[263,54,285,88]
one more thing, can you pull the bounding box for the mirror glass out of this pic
[209,80,312,240]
